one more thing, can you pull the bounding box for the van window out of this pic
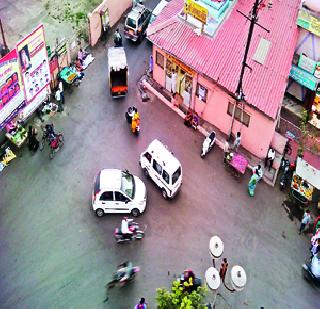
[162,170,170,184]
[100,191,113,201]
[172,166,181,184]
[138,17,142,26]
[115,191,127,202]
[152,159,162,174]
[144,152,152,162]
[127,18,136,28]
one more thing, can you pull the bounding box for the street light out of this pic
[205,236,247,307]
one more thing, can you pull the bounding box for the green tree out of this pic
[156,279,208,309]
[43,0,101,41]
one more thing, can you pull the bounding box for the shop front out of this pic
[161,52,195,109]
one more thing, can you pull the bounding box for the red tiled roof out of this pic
[148,0,300,119]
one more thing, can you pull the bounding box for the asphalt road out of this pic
[1,10,319,309]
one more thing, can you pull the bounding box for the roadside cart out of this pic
[107,47,128,98]
[58,67,78,86]
[291,157,320,207]
[224,152,248,179]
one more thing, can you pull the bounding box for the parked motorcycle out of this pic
[178,269,202,293]
[184,109,199,130]
[48,133,64,159]
[201,131,216,158]
[114,221,146,243]
[106,261,140,288]
[279,159,295,191]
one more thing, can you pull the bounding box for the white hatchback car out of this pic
[92,169,147,217]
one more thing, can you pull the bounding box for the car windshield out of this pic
[121,171,135,199]
[126,18,136,28]
[172,166,181,185]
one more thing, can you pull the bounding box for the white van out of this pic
[148,0,168,27]
[139,139,182,199]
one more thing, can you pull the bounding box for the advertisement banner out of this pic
[297,8,320,37]
[0,50,26,130]
[298,54,316,74]
[16,24,50,119]
[184,0,208,24]
[290,65,318,91]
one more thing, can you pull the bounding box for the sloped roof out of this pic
[148,0,300,119]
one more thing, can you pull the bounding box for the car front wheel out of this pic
[131,208,140,217]
[96,208,105,217]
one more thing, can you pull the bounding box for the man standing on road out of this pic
[55,88,63,112]
[299,209,311,234]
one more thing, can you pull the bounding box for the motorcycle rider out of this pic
[131,111,140,134]
[121,217,134,239]
[116,261,133,282]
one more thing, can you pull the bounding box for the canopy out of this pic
[296,157,320,189]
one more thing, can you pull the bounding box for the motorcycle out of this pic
[279,159,295,191]
[106,261,140,288]
[178,269,202,293]
[302,257,320,287]
[201,131,216,158]
[114,221,146,243]
[49,133,64,159]
[184,109,199,130]
[125,106,140,136]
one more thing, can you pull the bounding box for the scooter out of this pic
[114,222,146,243]
[184,109,199,130]
[201,131,216,158]
[125,106,140,136]
[279,159,294,191]
[106,261,140,288]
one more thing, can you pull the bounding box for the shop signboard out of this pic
[289,65,318,91]
[298,54,316,74]
[297,8,320,37]
[16,24,50,120]
[184,0,208,24]
[167,54,195,76]
[0,50,26,130]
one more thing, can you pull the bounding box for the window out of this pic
[100,191,113,201]
[156,51,164,69]
[162,170,170,184]
[227,102,250,127]
[126,18,136,28]
[121,171,135,199]
[152,159,162,174]
[144,152,152,162]
[115,191,127,202]
[196,83,208,103]
[172,167,181,184]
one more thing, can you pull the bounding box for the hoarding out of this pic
[0,50,25,130]
[289,65,318,91]
[184,0,208,24]
[297,8,320,37]
[16,24,50,120]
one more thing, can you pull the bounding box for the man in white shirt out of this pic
[55,89,63,112]
[265,147,275,171]
[311,253,320,279]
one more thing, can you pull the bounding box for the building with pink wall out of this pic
[148,0,301,159]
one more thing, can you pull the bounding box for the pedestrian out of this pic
[55,88,63,112]
[299,209,311,234]
[27,125,39,152]
[252,164,263,181]
[265,146,275,171]
[135,297,147,309]
[149,55,153,76]
[219,258,228,282]
[58,80,65,104]
[171,69,177,98]
[233,132,241,152]
[310,238,320,259]
[223,139,230,164]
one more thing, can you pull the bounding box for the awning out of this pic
[296,157,320,189]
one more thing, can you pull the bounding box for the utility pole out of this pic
[0,18,10,57]
[228,0,269,140]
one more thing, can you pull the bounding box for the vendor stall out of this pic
[5,124,27,148]
[224,152,248,179]
[291,157,320,207]
[59,67,78,85]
